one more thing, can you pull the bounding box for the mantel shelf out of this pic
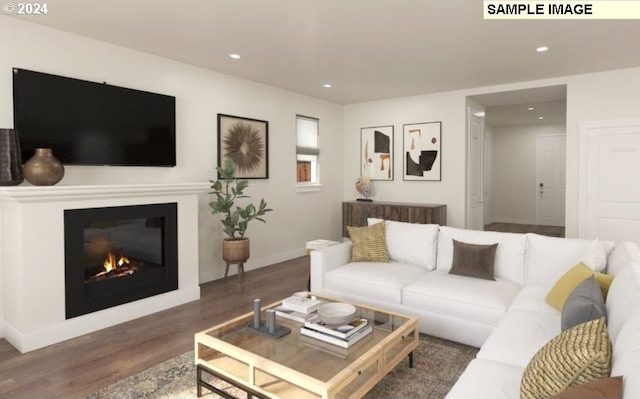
[0,182,210,203]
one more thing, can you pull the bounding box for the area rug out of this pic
[85,335,477,399]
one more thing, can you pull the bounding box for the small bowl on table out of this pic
[317,302,358,326]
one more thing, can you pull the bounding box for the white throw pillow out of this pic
[525,234,602,288]
[580,239,607,271]
[367,218,439,270]
[436,226,527,285]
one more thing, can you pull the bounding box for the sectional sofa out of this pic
[309,220,640,398]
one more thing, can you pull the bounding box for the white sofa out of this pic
[310,220,640,398]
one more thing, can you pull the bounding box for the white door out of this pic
[536,135,566,226]
[468,113,483,230]
[579,118,640,241]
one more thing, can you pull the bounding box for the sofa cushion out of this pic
[444,358,524,399]
[346,222,390,262]
[525,234,612,288]
[367,218,439,270]
[449,240,498,281]
[545,262,613,311]
[403,269,521,326]
[605,262,640,344]
[520,317,612,399]
[610,308,640,399]
[477,309,560,368]
[561,276,606,331]
[323,262,428,304]
[607,241,640,276]
[551,377,622,399]
[437,226,527,284]
[508,286,558,314]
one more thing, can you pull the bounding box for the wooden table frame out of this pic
[194,294,419,399]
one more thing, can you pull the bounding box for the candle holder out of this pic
[247,298,291,339]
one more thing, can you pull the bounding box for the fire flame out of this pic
[103,252,130,273]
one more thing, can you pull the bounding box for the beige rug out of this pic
[85,335,477,399]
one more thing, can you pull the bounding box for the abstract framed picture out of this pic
[403,121,441,181]
[360,125,393,181]
[217,114,268,179]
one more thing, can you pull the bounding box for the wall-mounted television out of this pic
[12,68,176,167]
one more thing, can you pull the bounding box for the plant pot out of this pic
[222,238,250,263]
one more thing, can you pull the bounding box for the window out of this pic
[296,115,319,185]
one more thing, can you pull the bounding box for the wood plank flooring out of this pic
[0,256,310,399]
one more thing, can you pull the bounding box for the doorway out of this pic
[467,85,567,234]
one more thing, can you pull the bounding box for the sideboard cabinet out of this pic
[342,201,447,237]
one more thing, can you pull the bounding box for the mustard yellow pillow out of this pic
[346,222,390,263]
[545,263,615,311]
[520,317,612,399]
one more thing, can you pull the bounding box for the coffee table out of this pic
[194,294,419,399]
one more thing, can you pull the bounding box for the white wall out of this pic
[490,123,565,225]
[344,92,467,227]
[0,18,345,287]
[344,67,640,237]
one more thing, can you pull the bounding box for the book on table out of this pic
[300,324,373,349]
[274,306,320,324]
[280,296,323,314]
[303,317,369,339]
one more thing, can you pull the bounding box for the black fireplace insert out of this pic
[64,203,178,319]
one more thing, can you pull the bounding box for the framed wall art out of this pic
[403,121,441,181]
[360,125,393,180]
[217,114,269,179]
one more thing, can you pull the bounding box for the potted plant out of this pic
[209,159,273,270]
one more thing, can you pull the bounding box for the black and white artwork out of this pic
[403,122,441,181]
[360,125,393,181]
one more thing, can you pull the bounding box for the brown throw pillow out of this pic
[551,376,622,399]
[346,222,390,263]
[448,239,498,281]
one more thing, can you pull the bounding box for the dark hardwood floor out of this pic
[484,222,565,237]
[0,256,309,399]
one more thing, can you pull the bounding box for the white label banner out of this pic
[484,1,640,19]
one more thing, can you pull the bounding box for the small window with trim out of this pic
[296,115,319,185]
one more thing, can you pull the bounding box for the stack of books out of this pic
[275,295,323,324]
[300,317,372,349]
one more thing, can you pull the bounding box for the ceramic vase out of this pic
[23,148,65,186]
[0,128,24,185]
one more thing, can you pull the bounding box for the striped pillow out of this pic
[347,222,390,263]
[520,317,612,399]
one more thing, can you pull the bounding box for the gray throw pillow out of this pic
[448,239,498,281]
[561,275,606,331]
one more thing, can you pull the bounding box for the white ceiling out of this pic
[8,0,640,106]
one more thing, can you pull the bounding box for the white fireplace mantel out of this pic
[0,182,208,353]
[0,182,209,202]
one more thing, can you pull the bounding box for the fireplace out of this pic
[64,203,178,319]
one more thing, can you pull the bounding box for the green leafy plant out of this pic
[209,159,272,240]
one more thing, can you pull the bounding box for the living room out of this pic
[1,2,640,398]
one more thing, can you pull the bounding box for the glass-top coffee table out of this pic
[194,294,419,399]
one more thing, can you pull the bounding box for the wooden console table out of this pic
[342,201,446,237]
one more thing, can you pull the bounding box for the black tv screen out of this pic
[12,68,176,167]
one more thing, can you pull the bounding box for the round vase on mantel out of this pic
[23,148,65,186]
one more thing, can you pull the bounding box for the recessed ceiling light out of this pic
[323,83,332,88]
[536,46,548,52]
[528,107,535,111]
[229,54,241,59]
[538,116,544,120]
